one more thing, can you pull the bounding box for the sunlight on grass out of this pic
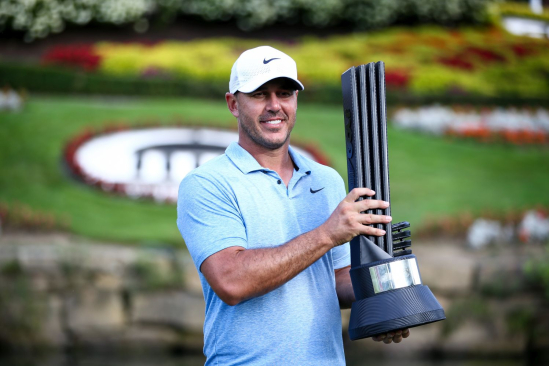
[1,96,548,245]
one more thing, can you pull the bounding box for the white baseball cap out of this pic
[229,46,305,94]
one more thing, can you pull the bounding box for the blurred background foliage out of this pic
[2,0,548,104]
[60,27,549,98]
[499,1,549,20]
[1,0,494,41]
[2,26,548,104]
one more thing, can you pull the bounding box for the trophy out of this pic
[341,62,446,340]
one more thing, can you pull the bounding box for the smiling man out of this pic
[177,46,408,366]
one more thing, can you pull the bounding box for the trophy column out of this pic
[341,62,446,340]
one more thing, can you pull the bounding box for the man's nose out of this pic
[265,93,281,112]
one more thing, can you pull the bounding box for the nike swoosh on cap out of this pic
[310,187,325,194]
[263,57,280,64]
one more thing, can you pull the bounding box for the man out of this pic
[177,46,409,365]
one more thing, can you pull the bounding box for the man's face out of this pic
[226,78,298,152]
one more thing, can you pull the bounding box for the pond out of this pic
[0,351,535,366]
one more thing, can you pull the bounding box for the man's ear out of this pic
[225,92,239,118]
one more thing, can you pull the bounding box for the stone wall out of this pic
[0,232,205,351]
[343,239,549,361]
[0,232,548,360]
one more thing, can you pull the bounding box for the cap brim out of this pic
[236,75,304,94]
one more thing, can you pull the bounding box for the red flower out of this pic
[42,44,102,71]
[464,47,506,63]
[438,46,506,71]
[385,70,409,89]
[511,44,536,58]
[438,56,474,70]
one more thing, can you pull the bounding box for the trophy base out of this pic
[348,285,446,340]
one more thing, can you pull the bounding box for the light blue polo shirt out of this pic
[177,142,350,366]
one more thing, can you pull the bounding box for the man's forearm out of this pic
[335,266,355,309]
[201,225,335,305]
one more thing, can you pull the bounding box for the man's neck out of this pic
[239,142,295,186]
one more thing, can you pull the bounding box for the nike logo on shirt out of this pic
[310,187,325,194]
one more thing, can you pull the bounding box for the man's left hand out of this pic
[372,328,410,344]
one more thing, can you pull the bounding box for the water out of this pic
[0,353,534,366]
[0,353,207,366]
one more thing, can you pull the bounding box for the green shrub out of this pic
[0,0,496,40]
[3,60,546,106]
[525,243,549,300]
[0,261,46,347]
[0,62,227,98]
[0,0,156,41]
[499,2,549,22]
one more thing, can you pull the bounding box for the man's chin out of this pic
[262,131,293,149]
[240,124,291,151]
[259,139,288,150]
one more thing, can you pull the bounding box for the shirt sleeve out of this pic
[177,173,247,272]
[330,173,351,270]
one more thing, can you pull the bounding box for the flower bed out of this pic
[42,44,102,71]
[0,202,71,232]
[32,26,549,101]
[393,105,549,145]
[498,2,549,22]
[417,205,549,242]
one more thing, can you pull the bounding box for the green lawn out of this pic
[1,95,548,246]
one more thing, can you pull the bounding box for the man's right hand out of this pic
[319,187,392,248]
[373,328,410,344]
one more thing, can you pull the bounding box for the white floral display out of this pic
[0,0,493,40]
[393,105,549,137]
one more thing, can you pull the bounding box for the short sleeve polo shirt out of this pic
[177,142,350,366]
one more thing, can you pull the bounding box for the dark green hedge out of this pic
[0,62,226,98]
[2,62,547,107]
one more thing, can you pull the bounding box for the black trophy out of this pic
[341,62,446,340]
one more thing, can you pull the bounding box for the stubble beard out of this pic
[239,112,295,150]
